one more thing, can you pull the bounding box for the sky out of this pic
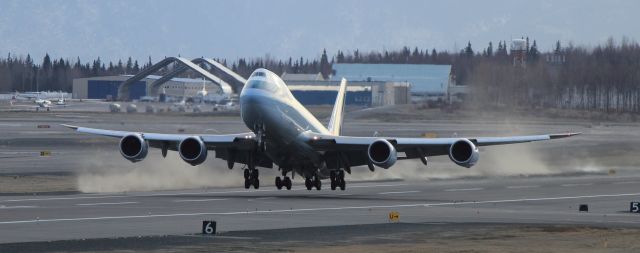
[1,0,638,63]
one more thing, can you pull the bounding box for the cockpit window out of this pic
[246,80,278,92]
[251,72,266,77]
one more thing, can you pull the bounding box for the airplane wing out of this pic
[305,132,580,168]
[61,124,271,168]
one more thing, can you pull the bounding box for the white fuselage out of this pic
[239,69,330,177]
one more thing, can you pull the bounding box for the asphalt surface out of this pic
[2,174,640,243]
[1,108,640,245]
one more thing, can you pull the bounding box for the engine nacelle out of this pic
[119,134,148,162]
[179,136,208,166]
[448,139,480,168]
[367,139,397,169]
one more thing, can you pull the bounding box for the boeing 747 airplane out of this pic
[64,69,579,191]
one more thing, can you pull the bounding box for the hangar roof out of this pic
[331,63,451,94]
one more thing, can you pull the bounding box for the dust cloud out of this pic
[76,120,597,192]
[76,150,247,193]
[350,121,598,182]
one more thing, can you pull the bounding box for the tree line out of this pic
[1,37,639,112]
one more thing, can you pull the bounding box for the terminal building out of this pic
[282,72,410,107]
[72,75,223,100]
[331,63,453,103]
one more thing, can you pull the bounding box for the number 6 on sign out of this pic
[631,202,640,213]
[202,221,216,234]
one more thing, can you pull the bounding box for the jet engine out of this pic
[367,139,397,169]
[119,134,148,162]
[179,136,208,166]
[448,139,479,168]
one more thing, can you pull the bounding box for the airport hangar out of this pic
[71,62,458,106]
[72,75,224,101]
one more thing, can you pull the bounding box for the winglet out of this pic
[60,124,79,130]
[328,78,347,136]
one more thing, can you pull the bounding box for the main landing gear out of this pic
[275,176,292,190]
[330,170,346,191]
[304,174,322,191]
[244,169,259,189]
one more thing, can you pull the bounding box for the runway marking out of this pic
[3,192,640,225]
[506,185,540,189]
[0,205,37,209]
[76,202,138,206]
[350,183,409,188]
[612,181,637,185]
[444,188,483,192]
[561,183,593,187]
[1,195,130,203]
[173,199,228,203]
[249,197,276,201]
[378,191,420,195]
[0,183,410,203]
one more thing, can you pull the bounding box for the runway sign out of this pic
[40,151,51,157]
[202,221,217,235]
[388,211,400,222]
[630,202,640,213]
[579,204,589,212]
[37,125,50,128]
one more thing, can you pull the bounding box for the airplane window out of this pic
[246,80,277,92]
[251,72,266,77]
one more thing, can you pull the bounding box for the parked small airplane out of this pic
[64,68,580,191]
[55,93,66,106]
[34,98,52,111]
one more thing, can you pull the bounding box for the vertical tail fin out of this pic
[328,78,347,136]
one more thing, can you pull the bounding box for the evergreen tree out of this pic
[464,41,474,58]
[319,49,331,78]
[126,57,133,74]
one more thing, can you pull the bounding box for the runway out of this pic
[1,110,640,245]
[2,173,640,243]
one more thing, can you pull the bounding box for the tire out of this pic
[254,179,260,189]
[305,178,312,190]
[275,177,282,190]
[314,178,321,191]
[252,169,259,178]
[284,177,292,190]
[244,169,250,179]
[244,179,250,189]
[331,180,336,190]
[339,180,346,191]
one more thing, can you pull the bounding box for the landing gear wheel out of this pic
[244,169,250,179]
[283,177,292,190]
[253,178,260,189]
[314,176,321,191]
[305,178,312,190]
[330,170,338,190]
[338,170,346,191]
[275,177,282,190]
[244,179,251,189]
